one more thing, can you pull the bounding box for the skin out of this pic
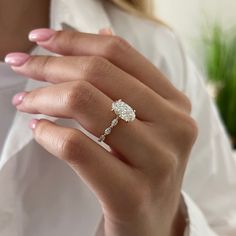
[2,1,198,235]
[0,0,50,60]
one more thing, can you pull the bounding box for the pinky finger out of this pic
[98,27,113,35]
[29,119,132,208]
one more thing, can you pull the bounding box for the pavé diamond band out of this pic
[98,99,136,142]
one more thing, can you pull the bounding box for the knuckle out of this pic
[178,114,199,147]
[86,56,105,72]
[22,90,34,104]
[33,121,86,165]
[59,130,85,164]
[34,120,45,141]
[184,116,198,143]
[181,94,192,113]
[23,89,43,110]
[39,56,54,70]
[28,56,54,79]
[103,36,131,58]
[65,81,93,112]
[54,30,78,54]
[174,92,192,114]
[155,147,178,176]
[25,56,38,68]
[82,56,111,81]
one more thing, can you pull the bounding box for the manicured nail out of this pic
[12,92,27,106]
[29,28,56,42]
[29,119,39,130]
[5,53,30,66]
[99,28,113,35]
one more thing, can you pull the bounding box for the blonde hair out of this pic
[109,0,165,24]
[109,0,153,16]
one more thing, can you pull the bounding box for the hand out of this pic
[6,28,197,236]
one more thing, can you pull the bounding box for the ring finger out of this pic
[14,80,150,168]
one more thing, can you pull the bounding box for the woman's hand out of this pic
[5,29,198,236]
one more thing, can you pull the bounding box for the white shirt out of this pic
[0,0,235,235]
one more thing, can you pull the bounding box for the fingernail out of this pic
[99,28,113,35]
[12,92,27,106]
[29,119,39,130]
[29,28,56,42]
[5,53,30,66]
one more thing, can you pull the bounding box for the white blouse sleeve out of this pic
[182,191,218,236]
[180,51,236,236]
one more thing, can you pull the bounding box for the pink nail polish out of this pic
[29,28,56,42]
[5,53,30,67]
[12,92,27,106]
[99,28,113,35]
[29,119,39,130]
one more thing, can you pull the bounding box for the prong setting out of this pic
[98,100,136,142]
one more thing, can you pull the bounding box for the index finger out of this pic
[29,29,181,100]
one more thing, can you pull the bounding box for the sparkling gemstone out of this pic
[112,99,136,122]
[111,118,119,126]
[105,128,112,135]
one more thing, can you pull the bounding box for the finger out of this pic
[15,81,151,168]
[30,118,138,211]
[28,29,183,101]
[11,55,160,120]
[99,28,113,35]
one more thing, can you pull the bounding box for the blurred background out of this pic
[154,0,236,57]
[154,0,236,152]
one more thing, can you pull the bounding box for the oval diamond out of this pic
[112,99,136,122]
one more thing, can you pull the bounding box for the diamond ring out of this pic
[98,99,136,142]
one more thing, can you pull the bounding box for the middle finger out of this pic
[10,55,161,121]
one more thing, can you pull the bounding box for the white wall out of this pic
[154,0,236,55]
